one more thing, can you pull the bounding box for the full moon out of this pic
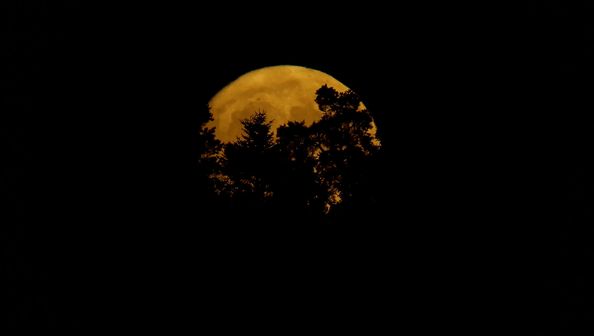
[208,65,363,143]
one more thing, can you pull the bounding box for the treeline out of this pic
[195,85,381,225]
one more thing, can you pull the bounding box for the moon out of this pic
[208,65,368,143]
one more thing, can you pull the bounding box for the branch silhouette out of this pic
[199,85,380,222]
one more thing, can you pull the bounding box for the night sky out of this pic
[4,1,593,331]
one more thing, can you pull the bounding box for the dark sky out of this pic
[4,2,593,330]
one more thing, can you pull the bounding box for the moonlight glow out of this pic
[208,65,373,143]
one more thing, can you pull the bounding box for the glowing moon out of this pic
[208,65,359,142]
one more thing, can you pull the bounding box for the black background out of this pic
[3,1,593,331]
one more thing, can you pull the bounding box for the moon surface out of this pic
[208,65,360,143]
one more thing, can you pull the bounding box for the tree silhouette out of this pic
[220,111,278,207]
[275,121,328,218]
[204,86,381,222]
[310,85,380,213]
[196,106,222,195]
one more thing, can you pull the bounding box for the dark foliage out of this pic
[219,111,277,204]
[209,86,380,223]
[196,106,222,193]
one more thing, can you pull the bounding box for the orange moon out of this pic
[208,65,360,143]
